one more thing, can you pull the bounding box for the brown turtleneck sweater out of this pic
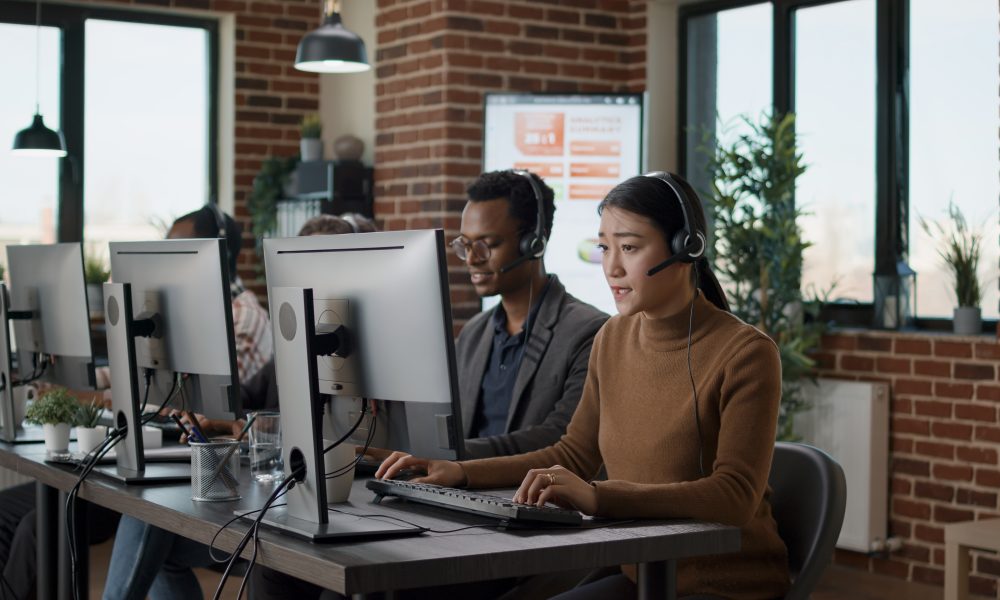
[460,293,791,599]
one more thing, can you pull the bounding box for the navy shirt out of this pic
[472,277,553,438]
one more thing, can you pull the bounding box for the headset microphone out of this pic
[646,235,705,277]
[499,254,530,274]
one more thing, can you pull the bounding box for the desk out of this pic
[0,443,741,600]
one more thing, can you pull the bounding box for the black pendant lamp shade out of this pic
[12,113,67,157]
[295,1,370,73]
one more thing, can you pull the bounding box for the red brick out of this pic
[895,338,932,355]
[936,381,974,400]
[912,566,944,585]
[978,385,1000,402]
[954,403,996,423]
[975,342,1000,360]
[955,363,995,380]
[969,576,997,597]
[894,456,930,476]
[914,523,944,543]
[936,340,973,358]
[979,556,1000,577]
[897,543,930,562]
[932,421,973,440]
[933,463,974,481]
[893,416,930,436]
[877,356,911,374]
[857,335,892,352]
[977,425,1000,443]
[892,397,912,414]
[914,440,954,459]
[891,476,911,494]
[976,469,1000,488]
[914,480,954,501]
[895,378,933,396]
[914,400,952,418]
[935,505,975,523]
[955,488,997,508]
[841,355,875,372]
[889,519,911,537]
[956,445,999,463]
[821,334,857,351]
[508,4,543,19]
[915,359,951,377]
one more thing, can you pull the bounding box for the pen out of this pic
[184,414,209,443]
[169,413,196,442]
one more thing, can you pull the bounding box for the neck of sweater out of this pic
[638,292,714,352]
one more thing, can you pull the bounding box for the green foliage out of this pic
[300,114,322,139]
[0,262,5,281]
[24,387,80,426]
[76,397,103,428]
[919,202,984,308]
[702,112,828,441]
[84,255,110,285]
[247,155,300,269]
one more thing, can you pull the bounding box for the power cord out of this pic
[687,281,704,478]
[12,352,48,386]
[137,368,154,414]
[326,407,376,480]
[140,372,181,426]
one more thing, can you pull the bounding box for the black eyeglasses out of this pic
[449,237,492,262]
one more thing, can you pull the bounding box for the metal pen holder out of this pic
[190,438,241,502]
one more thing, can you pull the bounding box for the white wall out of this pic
[319,0,376,166]
[646,0,682,172]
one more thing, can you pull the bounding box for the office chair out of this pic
[768,441,847,600]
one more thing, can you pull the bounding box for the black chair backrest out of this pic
[768,442,847,600]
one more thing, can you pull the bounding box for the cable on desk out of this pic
[206,501,288,564]
[322,398,368,455]
[140,372,181,426]
[137,368,154,414]
[326,408,376,480]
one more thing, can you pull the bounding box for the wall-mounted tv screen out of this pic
[483,93,645,315]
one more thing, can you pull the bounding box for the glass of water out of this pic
[249,411,282,483]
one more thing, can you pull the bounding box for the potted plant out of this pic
[24,386,79,456]
[919,202,984,335]
[300,114,323,161]
[84,254,110,319]
[75,397,107,455]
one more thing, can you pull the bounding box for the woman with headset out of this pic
[377,173,791,599]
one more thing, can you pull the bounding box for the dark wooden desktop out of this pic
[0,442,740,600]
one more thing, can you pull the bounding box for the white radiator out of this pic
[794,378,890,553]
[0,466,31,491]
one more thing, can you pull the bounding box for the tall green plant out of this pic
[702,112,827,441]
[919,202,983,308]
[247,155,300,266]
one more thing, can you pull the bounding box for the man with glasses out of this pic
[452,169,608,459]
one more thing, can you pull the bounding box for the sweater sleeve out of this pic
[459,326,608,489]
[592,336,781,525]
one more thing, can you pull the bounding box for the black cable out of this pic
[140,373,181,426]
[326,409,376,479]
[687,284,704,478]
[322,399,368,455]
[137,368,154,414]
[12,352,48,386]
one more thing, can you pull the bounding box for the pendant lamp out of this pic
[294,0,370,74]
[12,0,67,157]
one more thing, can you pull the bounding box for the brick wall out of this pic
[372,0,647,329]
[817,331,1000,596]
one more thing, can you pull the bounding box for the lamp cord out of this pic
[33,0,41,113]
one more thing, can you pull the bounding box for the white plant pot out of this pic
[300,138,323,162]
[77,425,108,455]
[42,423,71,454]
[953,306,982,336]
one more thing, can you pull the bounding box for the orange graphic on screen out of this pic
[513,163,564,177]
[569,183,614,201]
[570,163,620,178]
[569,140,621,156]
[515,112,564,156]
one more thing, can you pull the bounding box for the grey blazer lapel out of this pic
[461,316,493,437]
[504,278,564,432]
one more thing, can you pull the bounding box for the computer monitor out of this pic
[0,243,95,443]
[259,229,464,540]
[94,238,240,483]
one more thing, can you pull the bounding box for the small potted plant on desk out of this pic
[300,113,323,161]
[920,202,984,335]
[84,254,110,319]
[75,397,107,455]
[24,386,80,458]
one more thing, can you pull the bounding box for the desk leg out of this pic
[57,493,88,600]
[944,540,969,600]
[637,560,676,600]
[37,483,59,600]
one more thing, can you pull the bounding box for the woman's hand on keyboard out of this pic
[513,465,598,515]
[375,451,467,487]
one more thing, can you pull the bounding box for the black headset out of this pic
[643,171,707,277]
[498,169,548,274]
[206,201,227,239]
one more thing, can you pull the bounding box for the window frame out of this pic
[678,0,997,332]
[0,1,219,244]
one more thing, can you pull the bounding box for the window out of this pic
[0,2,217,260]
[909,0,999,319]
[0,23,61,273]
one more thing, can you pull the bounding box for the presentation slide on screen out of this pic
[483,94,644,315]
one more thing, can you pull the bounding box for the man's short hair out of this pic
[466,170,555,240]
[172,205,242,282]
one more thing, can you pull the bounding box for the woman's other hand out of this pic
[513,465,598,515]
[374,451,467,487]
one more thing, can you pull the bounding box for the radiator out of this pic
[794,378,890,553]
[0,466,32,491]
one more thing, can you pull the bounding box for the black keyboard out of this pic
[367,479,583,527]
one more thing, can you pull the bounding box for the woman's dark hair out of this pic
[172,205,242,283]
[467,170,555,239]
[598,174,730,312]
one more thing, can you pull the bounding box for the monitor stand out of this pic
[248,286,421,542]
[91,282,189,484]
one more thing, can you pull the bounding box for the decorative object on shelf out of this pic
[333,134,364,161]
[703,111,828,441]
[84,253,110,319]
[11,0,67,157]
[920,202,984,335]
[294,0,370,74]
[75,397,107,455]
[300,114,324,161]
[24,386,79,455]
[873,261,916,330]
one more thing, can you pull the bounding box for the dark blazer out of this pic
[457,275,608,459]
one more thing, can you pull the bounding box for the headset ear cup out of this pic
[670,230,689,258]
[519,233,545,260]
